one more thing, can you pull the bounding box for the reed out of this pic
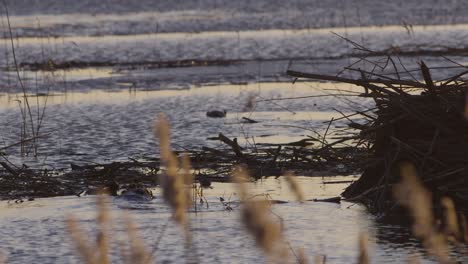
[284,171,305,202]
[154,114,191,240]
[440,197,460,242]
[295,247,308,264]
[120,214,153,264]
[393,162,452,264]
[407,255,421,264]
[1,0,49,157]
[232,166,288,262]
[313,255,325,264]
[358,233,369,264]
[66,194,152,264]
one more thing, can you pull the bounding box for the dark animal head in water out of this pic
[120,185,154,201]
[206,109,226,118]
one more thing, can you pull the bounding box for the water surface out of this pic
[1,1,468,263]
[3,176,463,263]
[0,82,367,168]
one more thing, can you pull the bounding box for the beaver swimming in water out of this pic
[118,187,154,201]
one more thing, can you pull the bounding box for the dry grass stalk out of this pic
[120,213,153,264]
[191,180,209,212]
[407,254,421,264]
[242,93,256,112]
[358,233,369,264]
[296,247,308,264]
[313,255,326,264]
[96,194,110,264]
[66,194,152,264]
[181,154,194,186]
[440,197,460,242]
[181,153,205,211]
[460,213,468,242]
[284,172,305,202]
[155,114,191,236]
[393,162,452,264]
[0,252,7,264]
[66,194,110,264]
[66,217,99,264]
[232,167,288,261]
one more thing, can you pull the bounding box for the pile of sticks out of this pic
[0,135,364,200]
[0,161,160,200]
[288,60,468,213]
[190,133,364,179]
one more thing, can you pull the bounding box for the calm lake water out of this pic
[3,176,466,264]
[1,0,468,263]
[0,82,368,167]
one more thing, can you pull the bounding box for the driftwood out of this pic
[218,133,243,158]
[310,196,341,203]
[241,117,259,123]
[0,162,19,176]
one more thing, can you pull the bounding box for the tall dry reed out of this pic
[232,166,288,262]
[313,255,326,264]
[120,214,153,264]
[358,233,369,264]
[154,114,192,240]
[284,172,305,202]
[393,162,452,264]
[440,197,460,242]
[66,194,152,264]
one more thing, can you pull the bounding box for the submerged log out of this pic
[0,162,18,176]
[310,196,341,203]
[241,117,259,123]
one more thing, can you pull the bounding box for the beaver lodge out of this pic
[288,59,468,215]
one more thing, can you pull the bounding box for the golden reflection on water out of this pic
[0,81,360,109]
[5,22,468,44]
[0,176,357,215]
[57,68,117,79]
[8,11,227,29]
[16,67,119,82]
[205,176,358,201]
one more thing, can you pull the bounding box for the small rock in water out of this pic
[206,110,226,118]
